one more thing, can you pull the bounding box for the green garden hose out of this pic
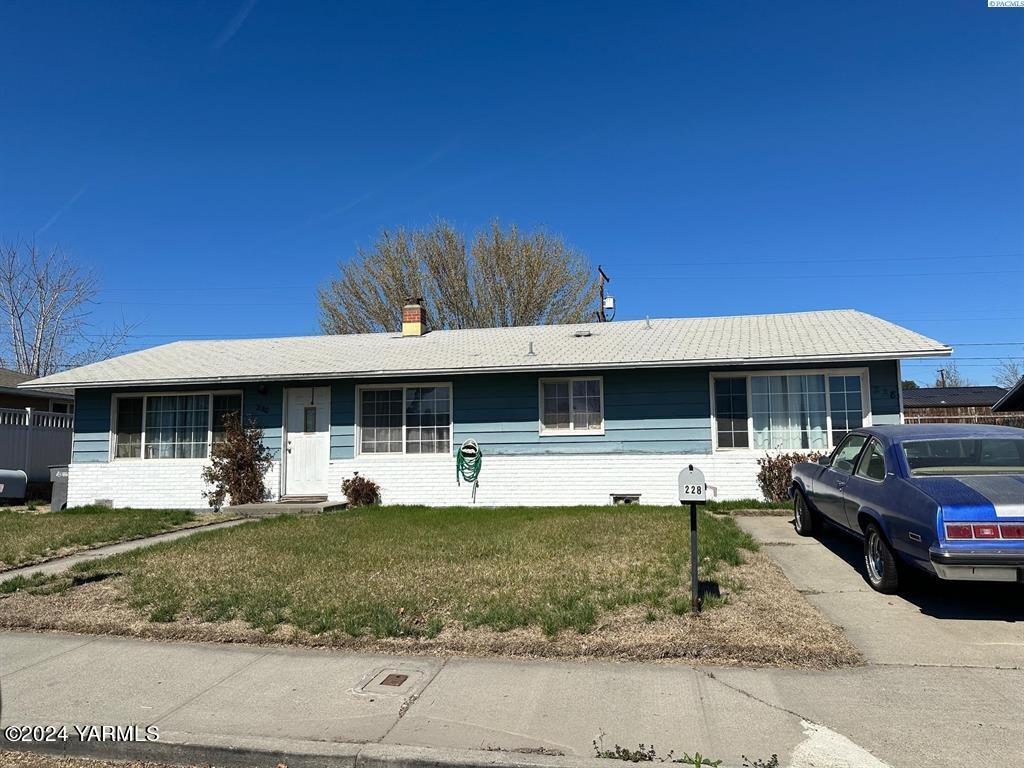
[456,439,482,502]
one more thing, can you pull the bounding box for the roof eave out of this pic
[992,378,1024,413]
[23,347,952,390]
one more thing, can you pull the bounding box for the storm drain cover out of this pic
[358,668,424,695]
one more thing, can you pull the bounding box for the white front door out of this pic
[284,386,330,497]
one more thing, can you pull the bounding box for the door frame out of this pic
[281,385,331,497]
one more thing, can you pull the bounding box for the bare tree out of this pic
[0,241,133,377]
[318,220,599,334]
[994,359,1024,390]
[934,361,972,388]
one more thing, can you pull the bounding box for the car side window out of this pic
[855,439,887,481]
[830,433,867,474]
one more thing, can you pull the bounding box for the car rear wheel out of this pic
[864,522,900,593]
[793,489,819,536]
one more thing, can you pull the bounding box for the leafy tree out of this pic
[202,413,273,508]
[901,380,920,390]
[0,241,133,376]
[318,219,599,333]
[994,359,1023,390]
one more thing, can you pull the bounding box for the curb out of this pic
[5,732,618,768]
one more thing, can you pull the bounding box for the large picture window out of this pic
[113,391,242,460]
[539,377,604,435]
[358,384,451,455]
[712,370,868,451]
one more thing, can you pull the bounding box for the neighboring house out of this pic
[21,306,951,508]
[0,368,74,412]
[992,378,1024,427]
[0,367,75,482]
[901,386,1008,424]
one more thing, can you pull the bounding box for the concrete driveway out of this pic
[736,515,1024,668]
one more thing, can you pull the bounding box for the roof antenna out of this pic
[597,266,616,322]
[527,341,536,356]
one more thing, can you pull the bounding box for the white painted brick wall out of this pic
[68,461,281,510]
[69,453,765,509]
[329,452,765,506]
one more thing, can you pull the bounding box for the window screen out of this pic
[360,388,403,453]
[405,386,451,454]
[540,378,603,433]
[115,397,144,459]
[714,378,749,448]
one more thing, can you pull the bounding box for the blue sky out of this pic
[1,1,1021,385]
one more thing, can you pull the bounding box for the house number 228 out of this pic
[682,484,703,495]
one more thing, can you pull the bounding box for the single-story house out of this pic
[21,306,951,508]
[0,367,74,412]
[901,385,1008,423]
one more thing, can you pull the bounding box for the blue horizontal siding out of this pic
[72,389,111,463]
[70,359,904,464]
[451,369,712,456]
[330,381,355,459]
[867,360,901,418]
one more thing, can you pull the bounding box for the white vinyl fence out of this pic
[0,408,74,481]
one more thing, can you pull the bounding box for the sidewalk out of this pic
[2,631,1019,768]
[0,520,250,585]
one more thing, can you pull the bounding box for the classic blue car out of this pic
[790,424,1024,593]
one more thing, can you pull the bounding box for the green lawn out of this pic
[0,506,196,570]
[71,505,756,638]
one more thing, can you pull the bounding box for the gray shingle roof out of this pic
[0,367,74,398]
[20,310,951,390]
[902,386,1007,409]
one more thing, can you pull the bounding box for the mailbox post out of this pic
[677,464,707,612]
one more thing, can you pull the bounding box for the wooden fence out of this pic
[0,407,74,481]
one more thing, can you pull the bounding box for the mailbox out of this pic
[678,465,707,504]
[0,469,28,500]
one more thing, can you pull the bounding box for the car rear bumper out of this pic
[929,547,1024,582]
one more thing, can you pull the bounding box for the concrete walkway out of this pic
[1,630,1021,768]
[0,519,250,584]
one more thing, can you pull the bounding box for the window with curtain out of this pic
[829,375,864,444]
[714,371,866,450]
[539,377,603,434]
[359,385,451,454]
[360,388,403,453]
[751,375,828,450]
[405,386,451,454]
[144,395,210,459]
[714,377,749,448]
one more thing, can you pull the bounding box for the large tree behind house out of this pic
[318,220,600,334]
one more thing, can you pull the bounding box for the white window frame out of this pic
[709,367,872,453]
[109,390,243,461]
[354,382,454,458]
[537,375,606,437]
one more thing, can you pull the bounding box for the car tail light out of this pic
[972,524,1000,539]
[1000,524,1024,539]
[945,524,974,539]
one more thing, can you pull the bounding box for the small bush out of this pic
[756,451,825,503]
[202,413,273,508]
[341,473,380,507]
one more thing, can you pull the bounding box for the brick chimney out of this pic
[402,297,427,337]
